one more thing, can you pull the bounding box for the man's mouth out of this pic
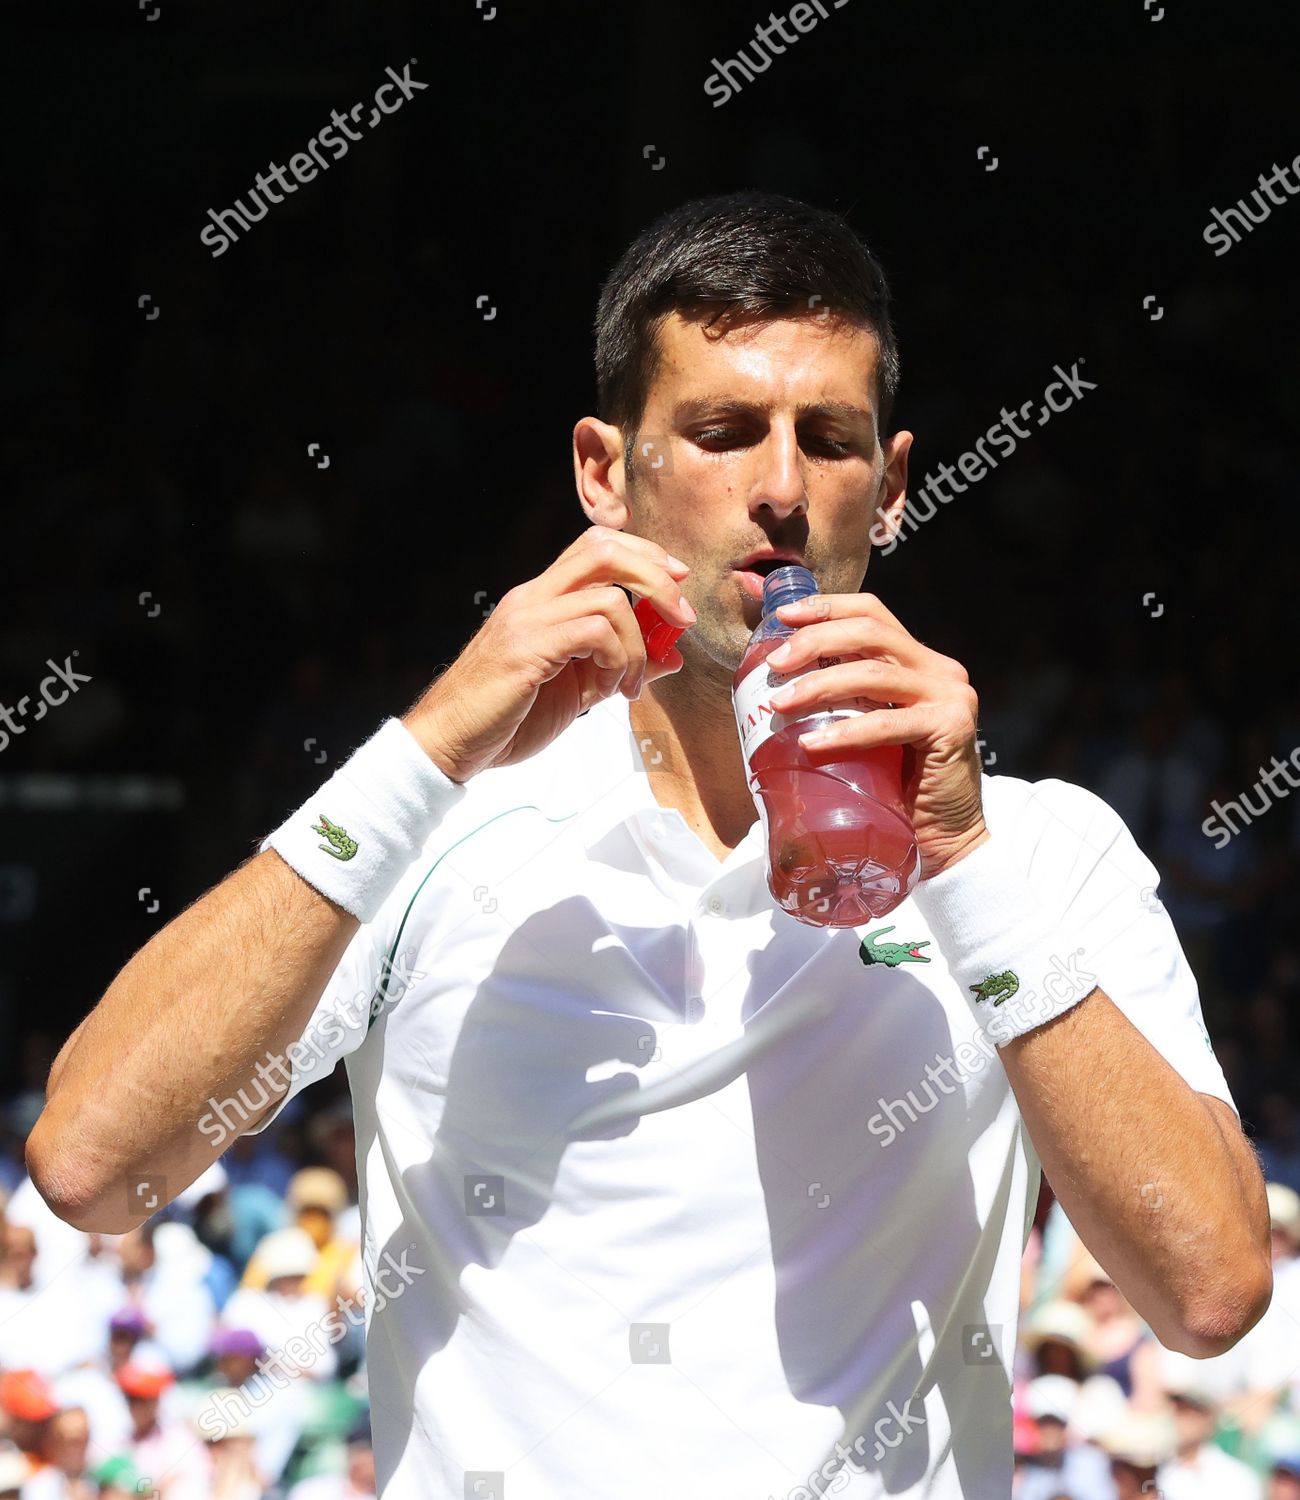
[731,552,807,601]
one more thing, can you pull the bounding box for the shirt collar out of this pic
[571,693,763,871]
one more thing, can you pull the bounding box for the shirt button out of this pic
[707,896,725,915]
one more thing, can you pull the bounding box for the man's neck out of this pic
[628,663,757,861]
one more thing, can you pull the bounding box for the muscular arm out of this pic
[1001,987,1272,1357]
[26,848,358,1232]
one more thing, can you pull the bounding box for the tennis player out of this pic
[29,192,1271,1499]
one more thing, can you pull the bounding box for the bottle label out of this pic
[733,652,872,763]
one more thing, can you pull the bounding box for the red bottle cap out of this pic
[633,597,686,663]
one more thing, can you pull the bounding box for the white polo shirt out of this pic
[250,691,1234,1500]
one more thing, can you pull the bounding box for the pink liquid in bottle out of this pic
[732,565,919,927]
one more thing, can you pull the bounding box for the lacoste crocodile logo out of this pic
[970,971,1019,1006]
[312,814,358,862]
[858,926,932,967]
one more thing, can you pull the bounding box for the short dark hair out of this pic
[594,191,900,457]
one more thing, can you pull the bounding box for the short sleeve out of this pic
[995,777,1237,1115]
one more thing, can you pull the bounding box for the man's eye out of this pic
[805,435,852,456]
[694,426,749,447]
[692,428,853,455]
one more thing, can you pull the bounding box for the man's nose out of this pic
[749,426,807,522]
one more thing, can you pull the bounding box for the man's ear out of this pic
[573,417,630,529]
[868,428,914,549]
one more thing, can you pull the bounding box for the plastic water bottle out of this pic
[731,565,919,926]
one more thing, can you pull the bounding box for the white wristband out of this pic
[259,717,466,923]
[911,835,1099,1045]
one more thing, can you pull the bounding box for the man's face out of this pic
[616,310,910,675]
[2,1226,36,1286]
[1169,1394,1215,1448]
[298,1205,334,1250]
[1111,1460,1158,1500]
[1271,1468,1300,1500]
[126,1395,157,1436]
[108,1329,139,1369]
[217,1353,257,1387]
[117,1230,154,1278]
[1034,1415,1066,1455]
[44,1411,89,1474]
[347,1442,376,1493]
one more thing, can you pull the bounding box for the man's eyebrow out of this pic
[671,397,875,425]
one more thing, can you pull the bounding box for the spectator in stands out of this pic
[1157,1370,1262,1499]
[203,1326,307,1486]
[1014,1374,1113,1500]
[307,1105,359,1228]
[1071,1256,1149,1399]
[117,1221,216,1376]
[222,1229,337,1381]
[172,1161,239,1312]
[0,1225,95,1376]
[1267,1184,1300,1273]
[1021,1300,1094,1381]
[53,1303,170,1459]
[0,1447,27,1500]
[1098,1411,1176,1500]
[285,1419,376,1500]
[1270,1448,1300,1500]
[0,1370,57,1476]
[115,1356,209,1500]
[23,1405,94,1500]
[198,1391,266,1500]
[93,1454,149,1499]
[239,1169,355,1306]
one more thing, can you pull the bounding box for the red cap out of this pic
[633,597,686,664]
[0,1370,57,1422]
[115,1362,174,1400]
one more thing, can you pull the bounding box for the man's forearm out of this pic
[1000,988,1272,1356]
[26,848,358,1232]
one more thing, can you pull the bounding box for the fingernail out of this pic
[681,600,698,623]
[768,643,791,664]
[667,554,690,571]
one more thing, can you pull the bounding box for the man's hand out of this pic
[762,591,987,879]
[402,526,694,785]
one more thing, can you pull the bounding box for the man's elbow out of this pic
[24,1113,132,1234]
[1171,1259,1274,1359]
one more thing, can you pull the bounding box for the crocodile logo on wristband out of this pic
[970,971,1019,1007]
[312,814,359,861]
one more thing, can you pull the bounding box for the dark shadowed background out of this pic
[2,0,1299,1176]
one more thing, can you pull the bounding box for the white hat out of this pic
[257,1226,317,1281]
[150,1221,213,1281]
[1027,1374,1080,1423]
[1268,1183,1300,1239]
[1158,1346,1239,1407]
[1163,1364,1219,1410]
[1071,1374,1129,1442]
[174,1161,229,1212]
[195,1387,254,1441]
[1098,1411,1176,1468]
[0,1448,29,1494]
[1021,1300,1094,1364]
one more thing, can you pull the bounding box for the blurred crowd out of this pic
[1011,1181,1300,1500]
[0,1102,374,1500]
[5,1101,1300,1499]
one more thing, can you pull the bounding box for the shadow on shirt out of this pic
[366,891,1017,1496]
